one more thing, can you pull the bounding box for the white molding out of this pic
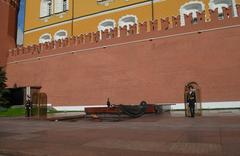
[55,0,69,13]
[118,14,138,29]
[98,19,116,31]
[208,0,238,17]
[54,29,68,40]
[231,0,238,17]
[39,33,52,43]
[97,0,114,6]
[40,0,53,18]
[25,20,72,34]
[98,19,116,39]
[180,1,205,26]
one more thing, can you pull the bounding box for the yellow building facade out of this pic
[23,0,240,46]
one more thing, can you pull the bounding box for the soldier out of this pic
[25,95,32,117]
[107,98,111,108]
[187,86,196,117]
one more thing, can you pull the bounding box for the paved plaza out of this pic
[0,110,240,156]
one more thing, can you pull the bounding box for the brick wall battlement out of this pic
[8,5,240,63]
[0,0,18,8]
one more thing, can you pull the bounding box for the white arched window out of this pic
[39,33,52,43]
[54,30,67,40]
[98,19,116,32]
[209,0,238,18]
[118,15,138,30]
[180,1,205,26]
[55,0,69,13]
[98,19,116,39]
[40,0,53,17]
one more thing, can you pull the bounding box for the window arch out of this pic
[39,33,52,43]
[118,15,138,30]
[209,0,238,18]
[98,19,116,39]
[54,30,68,40]
[180,1,205,26]
[55,0,69,13]
[40,0,53,17]
[98,19,116,32]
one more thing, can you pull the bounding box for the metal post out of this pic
[71,0,74,36]
[151,0,154,21]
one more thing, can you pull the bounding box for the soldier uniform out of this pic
[187,88,196,117]
[107,98,111,108]
[25,97,32,117]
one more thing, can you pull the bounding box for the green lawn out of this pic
[0,107,66,117]
[0,108,25,117]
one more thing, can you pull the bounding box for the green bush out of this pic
[0,67,9,108]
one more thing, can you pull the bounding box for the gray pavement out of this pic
[0,110,240,156]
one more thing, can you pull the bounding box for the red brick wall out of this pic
[0,0,18,67]
[6,8,240,106]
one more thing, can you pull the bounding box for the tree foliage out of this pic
[0,67,9,107]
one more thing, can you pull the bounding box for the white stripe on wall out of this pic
[25,20,72,34]
[53,105,106,111]
[171,101,240,110]
[51,101,240,112]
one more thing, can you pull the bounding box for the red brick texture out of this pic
[6,8,240,106]
[0,0,18,67]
